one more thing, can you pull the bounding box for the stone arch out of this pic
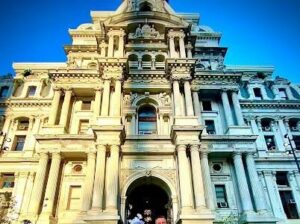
[133,95,163,108]
[139,1,153,11]
[120,172,178,224]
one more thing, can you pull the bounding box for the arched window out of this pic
[138,105,157,135]
[140,2,153,12]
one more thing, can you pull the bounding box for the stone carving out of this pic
[127,0,137,11]
[129,24,164,39]
[159,93,171,106]
[124,93,138,106]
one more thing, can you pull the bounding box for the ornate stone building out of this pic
[0,0,300,224]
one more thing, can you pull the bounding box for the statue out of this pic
[135,24,143,38]
[128,0,136,12]
[131,24,162,39]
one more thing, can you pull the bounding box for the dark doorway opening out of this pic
[126,178,172,224]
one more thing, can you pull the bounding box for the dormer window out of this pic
[254,88,262,99]
[140,2,153,11]
[27,86,36,97]
[138,105,157,135]
[0,86,9,98]
[279,88,288,100]
[81,101,91,110]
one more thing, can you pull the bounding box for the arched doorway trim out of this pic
[120,171,178,224]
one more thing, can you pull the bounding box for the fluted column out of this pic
[231,90,245,126]
[21,172,35,214]
[112,80,122,116]
[233,153,254,212]
[106,145,120,212]
[179,35,186,58]
[94,88,102,119]
[190,145,206,210]
[245,153,268,213]
[101,79,111,116]
[40,153,61,216]
[108,34,114,57]
[14,172,29,215]
[200,152,215,210]
[177,145,194,211]
[28,153,49,215]
[59,89,72,127]
[91,145,106,211]
[169,36,176,58]
[192,92,202,123]
[81,152,96,212]
[184,81,194,116]
[221,89,234,126]
[173,80,182,116]
[48,89,62,125]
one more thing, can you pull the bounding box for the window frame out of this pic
[214,184,229,208]
[138,105,157,135]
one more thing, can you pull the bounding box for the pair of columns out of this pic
[177,145,211,212]
[28,152,61,220]
[221,89,245,126]
[48,88,72,127]
[81,145,120,213]
[173,80,194,117]
[233,152,269,214]
[168,34,186,58]
[100,79,122,117]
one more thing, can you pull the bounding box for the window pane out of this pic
[138,106,157,135]
[0,86,9,98]
[15,136,26,151]
[27,86,36,97]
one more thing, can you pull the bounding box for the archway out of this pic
[124,176,173,224]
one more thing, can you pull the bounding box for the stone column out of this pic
[101,79,111,116]
[192,91,202,124]
[28,152,49,215]
[186,42,193,59]
[106,145,120,212]
[190,145,206,210]
[100,41,107,57]
[245,153,268,213]
[91,145,106,211]
[179,35,186,58]
[48,89,62,125]
[231,90,245,126]
[0,117,11,147]
[118,32,125,58]
[81,152,96,212]
[293,171,300,190]
[21,172,35,214]
[168,35,176,58]
[112,80,122,116]
[59,89,73,127]
[108,33,114,57]
[14,172,29,215]
[173,80,182,116]
[200,152,215,210]
[263,171,286,219]
[221,89,234,126]
[177,145,194,211]
[94,88,102,119]
[41,153,61,215]
[250,118,265,150]
[232,153,254,213]
[184,80,194,116]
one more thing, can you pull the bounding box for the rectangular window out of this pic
[215,185,228,208]
[81,101,91,110]
[205,120,216,135]
[276,172,289,186]
[79,120,89,134]
[293,136,300,150]
[14,136,26,151]
[254,88,263,99]
[265,136,276,151]
[202,101,212,111]
[27,86,36,97]
[279,191,299,219]
[0,86,9,98]
[67,185,82,210]
[0,174,15,189]
[279,88,288,100]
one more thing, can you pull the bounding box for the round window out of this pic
[212,163,222,172]
[73,164,83,172]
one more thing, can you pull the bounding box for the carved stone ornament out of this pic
[159,93,171,106]
[129,24,164,39]
[123,93,138,106]
[171,66,191,80]
[102,66,123,80]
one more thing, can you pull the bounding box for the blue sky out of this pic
[0,0,299,82]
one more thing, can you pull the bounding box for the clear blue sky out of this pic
[0,0,299,82]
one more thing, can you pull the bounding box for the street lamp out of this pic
[0,131,11,153]
[284,134,300,173]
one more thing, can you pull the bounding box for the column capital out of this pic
[190,145,200,152]
[52,86,62,92]
[262,170,276,177]
[39,152,49,159]
[110,145,120,152]
[87,151,96,159]
[51,152,61,160]
[96,144,106,152]
[94,87,103,92]
[200,151,209,158]
[177,144,186,152]
[221,88,229,93]
[233,152,242,158]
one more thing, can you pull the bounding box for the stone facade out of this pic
[0,0,300,224]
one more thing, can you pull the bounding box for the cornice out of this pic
[0,99,52,108]
[240,100,300,109]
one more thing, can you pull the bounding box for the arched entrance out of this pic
[124,176,173,224]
